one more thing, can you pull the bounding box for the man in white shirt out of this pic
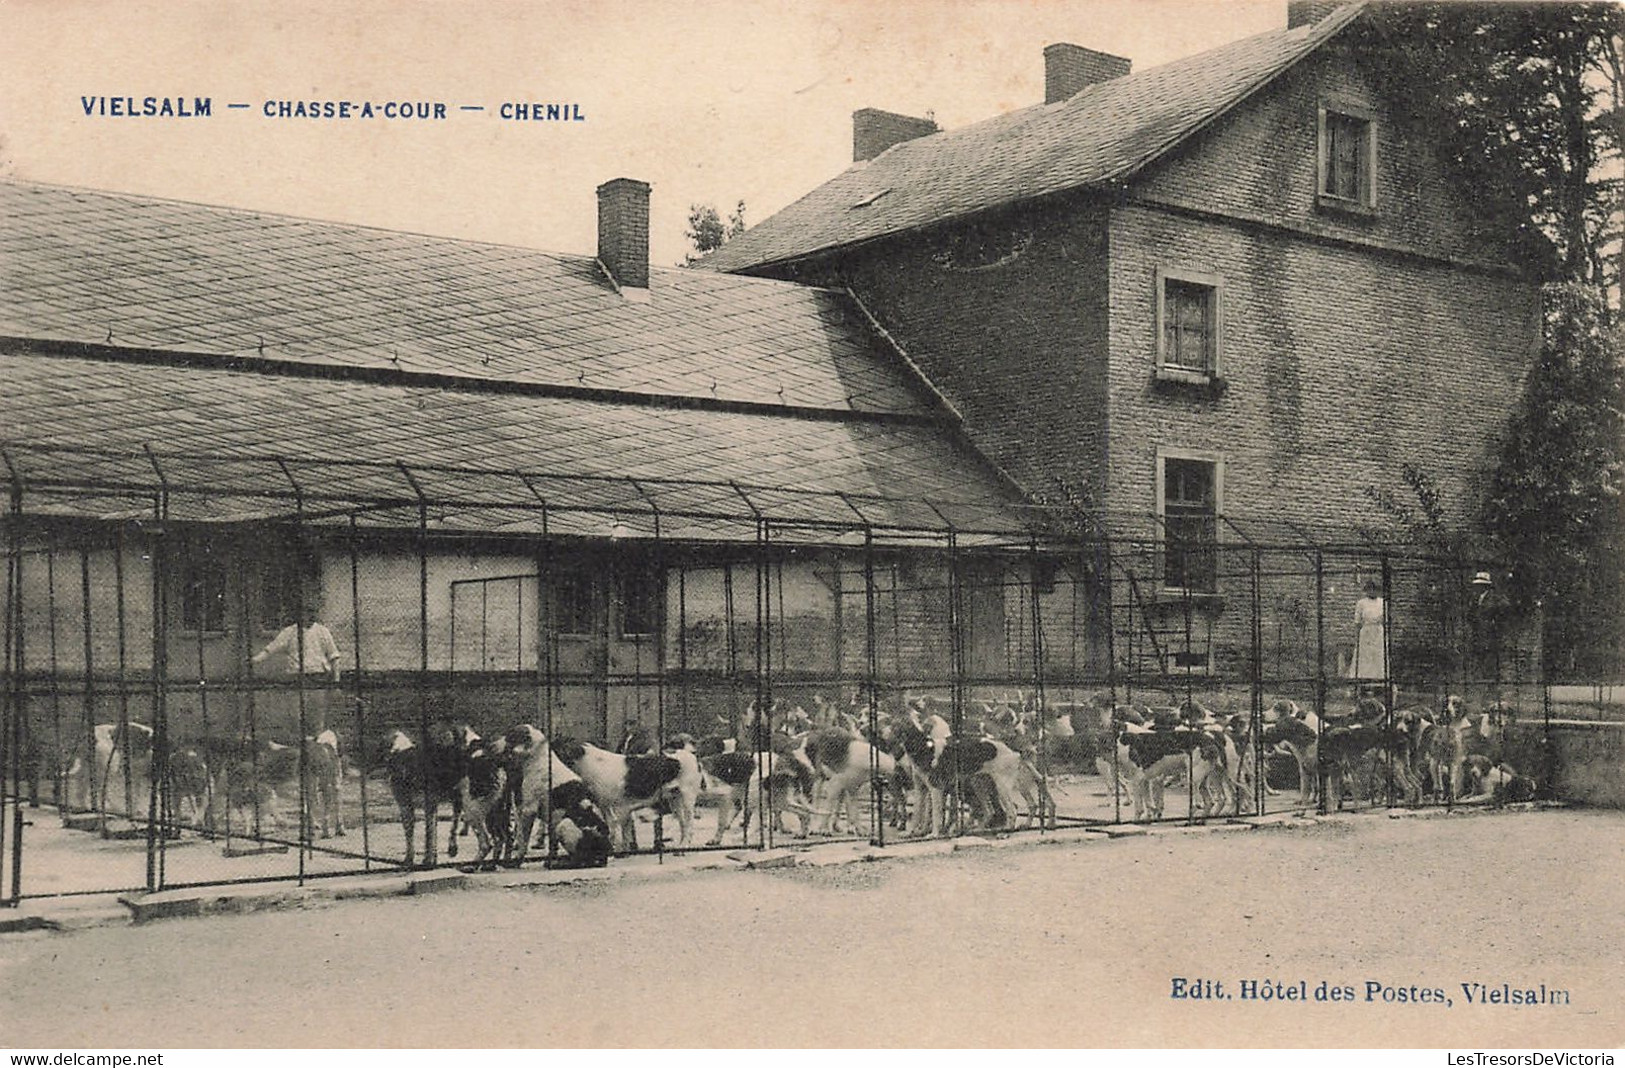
[253,608,343,730]
[253,612,342,680]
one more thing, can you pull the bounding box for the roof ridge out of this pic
[938,23,1305,140]
[1105,0,1367,183]
[1,181,937,416]
[732,11,1350,180]
[0,176,598,262]
[0,176,847,293]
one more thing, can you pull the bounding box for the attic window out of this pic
[850,189,892,209]
[1317,100,1377,213]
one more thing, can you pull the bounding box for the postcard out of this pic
[0,0,1620,1053]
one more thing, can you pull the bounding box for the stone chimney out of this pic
[1287,1,1342,29]
[596,177,650,297]
[852,108,937,163]
[1044,43,1132,104]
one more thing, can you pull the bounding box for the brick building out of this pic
[699,2,1541,682]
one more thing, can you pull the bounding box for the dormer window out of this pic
[1317,100,1376,212]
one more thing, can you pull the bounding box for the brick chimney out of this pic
[1044,43,1131,104]
[596,177,650,297]
[852,108,937,163]
[1287,1,1342,28]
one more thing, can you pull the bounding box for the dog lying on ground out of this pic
[551,735,701,851]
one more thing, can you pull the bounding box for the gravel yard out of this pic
[2,808,1620,1049]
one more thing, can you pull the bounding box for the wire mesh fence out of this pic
[0,443,1604,903]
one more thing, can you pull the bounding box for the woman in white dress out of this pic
[1347,578,1387,684]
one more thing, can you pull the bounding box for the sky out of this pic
[0,0,1287,267]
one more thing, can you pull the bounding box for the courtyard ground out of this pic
[1,807,1620,1049]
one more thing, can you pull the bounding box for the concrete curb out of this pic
[1099,823,1149,837]
[1146,821,1254,835]
[3,804,1567,931]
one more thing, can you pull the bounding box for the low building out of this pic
[0,177,1061,766]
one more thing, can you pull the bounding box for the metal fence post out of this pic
[1380,553,1395,807]
[945,533,963,840]
[146,477,169,892]
[113,523,133,825]
[79,544,97,824]
[395,464,434,869]
[1100,540,1121,826]
[653,502,667,861]
[752,530,767,851]
[1027,535,1051,832]
[3,478,23,903]
[757,518,772,852]
[1250,547,1263,817]
[532,503,557,869]
[1314,550,1327,815]
[348,515,371,870]
[46,529,63,811]
[863,526,879,843]
[417,498,432,867]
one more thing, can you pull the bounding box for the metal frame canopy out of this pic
[0,440,1059,548]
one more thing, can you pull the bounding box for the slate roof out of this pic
[698,4,1364,272]
[0,181,931,415]
[0,181,1039,539]
[0,342,1031,540]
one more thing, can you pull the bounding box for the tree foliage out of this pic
[1364,2,1623,307]
[1359,5,1624,676]
[683,200,746,263]
[1482,284,1625,675]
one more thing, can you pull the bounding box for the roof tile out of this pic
[0,348,1024,531]
[0,181,935,416]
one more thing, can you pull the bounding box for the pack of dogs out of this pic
[50,690,1536,870]
[1091,693,1537,820]
[60,722,348,842]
